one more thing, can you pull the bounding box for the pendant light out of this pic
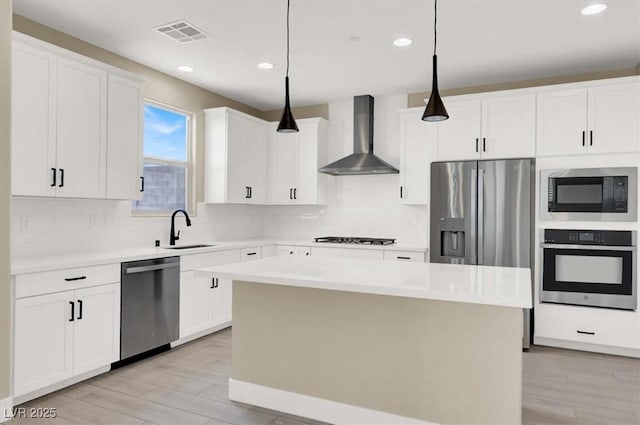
[277,0,299,133]
[422,0,449,122]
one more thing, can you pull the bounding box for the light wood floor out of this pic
[8,328,640,425]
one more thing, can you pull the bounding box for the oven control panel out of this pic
[544,229,633,246]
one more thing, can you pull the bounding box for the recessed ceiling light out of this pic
[393,38,413,47]
[581,3,607,15]
[257,62,274,70]
[177,65,194,72]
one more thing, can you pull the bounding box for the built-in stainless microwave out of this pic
[541,167,637,222]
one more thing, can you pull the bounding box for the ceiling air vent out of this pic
[153,20,208,43]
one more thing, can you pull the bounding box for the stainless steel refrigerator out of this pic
[430,159,534,348]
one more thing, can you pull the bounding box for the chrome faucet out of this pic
[169,209,191,246]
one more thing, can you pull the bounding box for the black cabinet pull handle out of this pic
[400,185,403,199]
[305,252,310,256]
[397,256,411,260]
[64,276,87,282]
[69,301,75,322]
[140,176,145,192]
[582,130,586,147]
[250,187,252,198]
[289,188,293,199]
[289,251,294,255]
[246,252,257,256]
[59,168,64,187]
[77,299,83,320]
[211,278,218,289]
[245,187,250,199]
[475,138,479,152]
[482,137,486,152]
[589,130,593,146]
[293,188,297,199]
[577,330,595,335]
[51,168,57,187]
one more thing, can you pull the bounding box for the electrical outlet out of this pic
[20,216,31,232]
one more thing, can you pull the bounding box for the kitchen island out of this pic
[197,256,532,425]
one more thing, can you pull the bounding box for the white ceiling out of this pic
[13,0,640,111]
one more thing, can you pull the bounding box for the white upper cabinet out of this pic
[55,58,108,199]
[106,74,144,200]
[537,80,640,156]
[433,94,536,161]
[267,118,328,205]
[399,108,434,205]
[11,33,144,200]
[204,107,268,204]
[12,41,57,197]
[434,99,482,161]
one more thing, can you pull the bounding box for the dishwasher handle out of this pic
[125,262,180,274]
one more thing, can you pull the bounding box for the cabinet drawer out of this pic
[383,250,425,262]
[240,247,262,261]
[181,249,241,271]
[311,246,383,260]
[276,245,311,256]
[535,304,640,349]
[15,264,120,299]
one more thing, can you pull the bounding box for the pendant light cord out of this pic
[286,0,291,78]
[433,0,437,56]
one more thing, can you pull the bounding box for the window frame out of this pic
[132,100,196,217]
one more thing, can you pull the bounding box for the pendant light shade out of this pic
[422,0,449,122]
[277,76,299,132]
[422,55,449,122]
[277,0,299,133]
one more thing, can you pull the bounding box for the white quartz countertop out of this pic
[11,239,427,274]
[196,256,532,309]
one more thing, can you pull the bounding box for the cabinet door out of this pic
[73,283,120,375]
[311,246,384,260]
[211,277,233,326]
[106,74,143,200]
[226,113,250,204]
[245,118,267,204]
[434,99,481,161]
[399,109,433,205]
[481,94,536,159]
[11,42,57,197]
[294,121,321,204]
[179,270,215,338]
[268,129,296,204]
[536,89,587,157]
[14,292,74,396]
[588,83,640,154]
[56,58,108,198]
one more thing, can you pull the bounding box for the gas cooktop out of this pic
[314,237,396,245]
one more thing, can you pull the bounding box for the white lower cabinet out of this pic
[383,250,426,262]
[276,245,311,257]
[179,250,240,340]
[13,283,120,397]
[535,303,640,351]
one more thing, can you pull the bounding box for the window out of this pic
[133,102,193,213]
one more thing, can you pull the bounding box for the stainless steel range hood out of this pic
[319,95,399,175]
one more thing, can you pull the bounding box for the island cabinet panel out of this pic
[230,281,523,425]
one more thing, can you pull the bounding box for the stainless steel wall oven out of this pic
[540,229,636,310]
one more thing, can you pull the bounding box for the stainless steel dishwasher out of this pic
[120,256,180,361]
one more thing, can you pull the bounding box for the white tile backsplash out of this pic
[11,94,429,258]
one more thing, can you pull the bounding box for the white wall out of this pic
[11,94,429,258]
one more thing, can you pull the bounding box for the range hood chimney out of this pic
[318,95,399,176]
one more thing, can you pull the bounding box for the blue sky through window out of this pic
[143,104,188,161]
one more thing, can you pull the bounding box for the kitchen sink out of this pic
[164,244,216,250]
